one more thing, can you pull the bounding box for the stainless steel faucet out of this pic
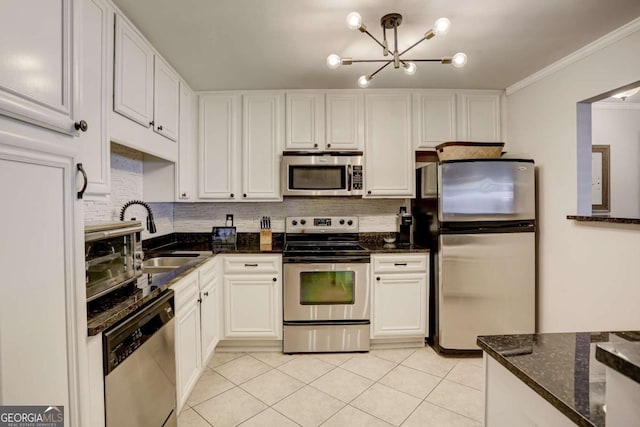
[119,200,157,234]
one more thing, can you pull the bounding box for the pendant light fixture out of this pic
[327,12,467,88]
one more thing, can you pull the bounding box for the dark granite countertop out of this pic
[358,233,430,253]
[567,215,640,225]
[478,331,640,427]
[596,333,640,384]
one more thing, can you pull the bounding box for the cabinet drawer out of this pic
[372,253,428,273]
[171,270,199,312]
[223,255,281,274]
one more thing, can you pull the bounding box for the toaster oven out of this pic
[85,221,144,301]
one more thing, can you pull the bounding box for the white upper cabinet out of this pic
[459,92,502,142]
[114,14,154,128]
[177,82,196,201]
[413,92,457,149]
[242,92,283,200]
[364,93,414,198]
[0,0,77,135]
[325,93,363,150]
[153,56,180,141]
[199,93,241,200]
[285,92,325,150]
[78,0,112,198]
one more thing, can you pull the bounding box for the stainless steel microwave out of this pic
[281,151,364,196]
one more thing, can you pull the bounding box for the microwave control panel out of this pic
[352,165,363,190]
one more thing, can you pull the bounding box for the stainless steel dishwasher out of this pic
[103,290,177,427]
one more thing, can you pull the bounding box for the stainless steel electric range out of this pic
[282,216,371,353]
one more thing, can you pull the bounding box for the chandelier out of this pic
[326,12,467,88]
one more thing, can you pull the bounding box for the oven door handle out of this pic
[347,164,352,192]
[283,255,371,264]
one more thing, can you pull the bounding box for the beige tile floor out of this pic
[178,346,484,427]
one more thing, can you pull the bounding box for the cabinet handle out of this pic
[376,277,380,281]
[327,143,331,148]
[313,143,318,148]
[157,125,163,131]
[394,263,407,266]
[230,193,234,198]
[197,297,202,303]
[245,263,258,267]
[203,291,209,297]
[74,120,88,132]
[272,277,277,282]
[77,163,88,199]
[149,121,154,126]
[243,193,247,198]
[181,192,188,198]
[367,190,372,195]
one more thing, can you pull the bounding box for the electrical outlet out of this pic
[226,214,234,226]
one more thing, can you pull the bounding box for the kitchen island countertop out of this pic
[478,331,640,427]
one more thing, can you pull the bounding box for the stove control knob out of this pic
[339,219,345,225]
[292,220,298,226]
[347,220,353,226]
[300,219,306,225]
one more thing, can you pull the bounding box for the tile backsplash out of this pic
[85,144,407,237]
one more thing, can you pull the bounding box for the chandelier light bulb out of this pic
[452,52,467,68]
[357,75,371,88]
[346,12,363,30]
[403,62,417,75]
[433,17,451,35]
[326,54,342,69]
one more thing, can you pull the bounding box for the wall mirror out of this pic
[577,80,640,218]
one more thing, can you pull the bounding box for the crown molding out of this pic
[506,16,640,96]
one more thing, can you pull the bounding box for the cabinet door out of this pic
[459,93,502,142]
[372,272,427,338]
[285,92,325,150]
[172,272,201,412]
[242,93,283,201]
[364,93,414,197]
[199,259,221,364]
[0,0,76,134]
[223,274,282,339]
[0,142,81,424]
[413,92,456,148]
[114,14,154,128]
[153,56,180,141]
[326,93,363,150]
[78,0,111,197]
[177,82,196,201]
[199,93,241,200]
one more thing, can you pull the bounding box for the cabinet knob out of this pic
[74,120,88,132]
[376,277,380,281]
[272,277,277,282]
[313,143,318,148]
[181,192,188,198]
[367,190,372,195]
[197,297,202,303]
[149,121,154,126]
[243,193,247,198]
[230,193,234,198]
[157,125,163,131]
[203,291,209,297]
[327,143,331,148]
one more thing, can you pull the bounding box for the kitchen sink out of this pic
[141,256,197,273]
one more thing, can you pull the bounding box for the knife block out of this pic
[260,229,272,251]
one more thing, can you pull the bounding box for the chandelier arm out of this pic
[398,37,428,57]
[362,29,387,51]
[350,59,399,63]
[370,60,393,78]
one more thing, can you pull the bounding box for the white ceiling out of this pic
[112,0,640,91]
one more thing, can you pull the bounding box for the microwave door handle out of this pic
[347,164,352,191]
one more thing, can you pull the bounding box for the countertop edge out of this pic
[596,343,640,383]
[477,337,597,427]
[567,215,640,225]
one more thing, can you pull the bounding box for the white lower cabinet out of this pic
[371,253,428,339]
[172,270,201,412]
[222,255,282,340]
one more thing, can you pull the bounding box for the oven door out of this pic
[283,262,370,321]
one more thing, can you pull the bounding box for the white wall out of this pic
[506,26,640,332]
[592,104,640,217]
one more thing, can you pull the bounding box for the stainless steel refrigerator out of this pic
[436,159,536,352]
